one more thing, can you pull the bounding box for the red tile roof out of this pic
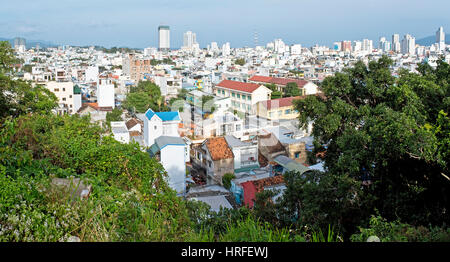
[216,80,263,93]
[241,176,285,208]
[205,137,234,161]
[249,75,310,88]
[249,75,273,83]
[260,96,305,110]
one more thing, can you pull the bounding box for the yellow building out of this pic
[256,96,303,120]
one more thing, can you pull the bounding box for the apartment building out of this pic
[122,54,152,82]
[248,75,319,95]
[45,81,80,115]
[214,80,272,114]
[256,96,302,120]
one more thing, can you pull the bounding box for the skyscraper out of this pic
[14,37,26,53]
[158,25,170,51]
[392,34,401,53]
[183,31,197,50]
[401,34,415,55]
[436,26,445,52]
[341,40,352,52]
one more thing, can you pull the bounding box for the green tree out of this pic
[234,58,246,66]
[294,55,450,228]
[284,82,301,97]
[123,81,168,113]
[106,108,123,124]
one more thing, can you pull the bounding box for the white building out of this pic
[222,42,231,56]
[149,136,186,194]
[392,34,401,53]
[45,81,78,115]
[291,44,302,55]
[436,26,445,52]
[97,78,115,108]
[158,25,170,51]
[401,34,416,55]
[143,109,181,147]
[183,31,197,50]
[85,66,99,83]
[111,121,130,144]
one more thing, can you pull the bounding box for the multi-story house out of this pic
[224,135,259,173]
[148,136,187,194]
[256,96,302,120]
[45,81,81,115]
[143,108,181,147]
[214,80,272,114]
[122,54,152,82]
[248,75,319,95]
[192,137,235,185]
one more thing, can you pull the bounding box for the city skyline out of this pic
[1,0,450,48]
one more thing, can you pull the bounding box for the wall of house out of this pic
[304,82,319,95]
[144,116,163,147]
[45,81,75,114]
[97,79,115,108]
[232,145,259,170]
[251,86,272,113]
[160,145,186,194]
[211,158,234,185]
[285,142,307,164]
[267,106,299,120]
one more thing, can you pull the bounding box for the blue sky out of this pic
[1,0,449,48]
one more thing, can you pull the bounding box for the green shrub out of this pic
[222,173,235,190]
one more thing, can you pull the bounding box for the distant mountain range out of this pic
[416,34,450,46]
[0,37,57,49]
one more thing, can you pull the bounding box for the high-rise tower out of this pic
[158,25,170,51]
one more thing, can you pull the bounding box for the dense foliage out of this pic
[122,81,169,113]
[292,55,450,238]
[1,40,449,242]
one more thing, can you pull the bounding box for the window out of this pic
[222,90,225,95]
[237,94,241,99]
[54,88,59,92]
[285,109,291,114]
[295,152,301,158]
[236,124,241,131]
[269,112,274,117]
[247,95,251,101]
[63,88,66,91]
[278,110,282,116]
[69,95,72,98]
[232,92,235,98]
[62,97,66,101]
[154,126,157,130]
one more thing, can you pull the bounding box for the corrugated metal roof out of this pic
[274,155,309,174]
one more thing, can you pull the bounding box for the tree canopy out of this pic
[122,81,169,113]
[294,55,450,227]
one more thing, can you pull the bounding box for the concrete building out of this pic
[224,135,259,173]
[143,109,181,147]
[111,121,130,144]
[45,81,77,115]
[158,25,170,51]
[436,26,445,52]
[148,136,187,194]
[183,31,197,50]
[392,34,401,53]
[256,96,301,120]
[97,77,115,108]
[214,80,272,114]
[14,37,26,53]
[402,34,416,55]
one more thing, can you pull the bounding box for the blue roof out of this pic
[145,109,180,122]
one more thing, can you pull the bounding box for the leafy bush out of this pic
[350,215,450,242]
[222,173,235,189]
